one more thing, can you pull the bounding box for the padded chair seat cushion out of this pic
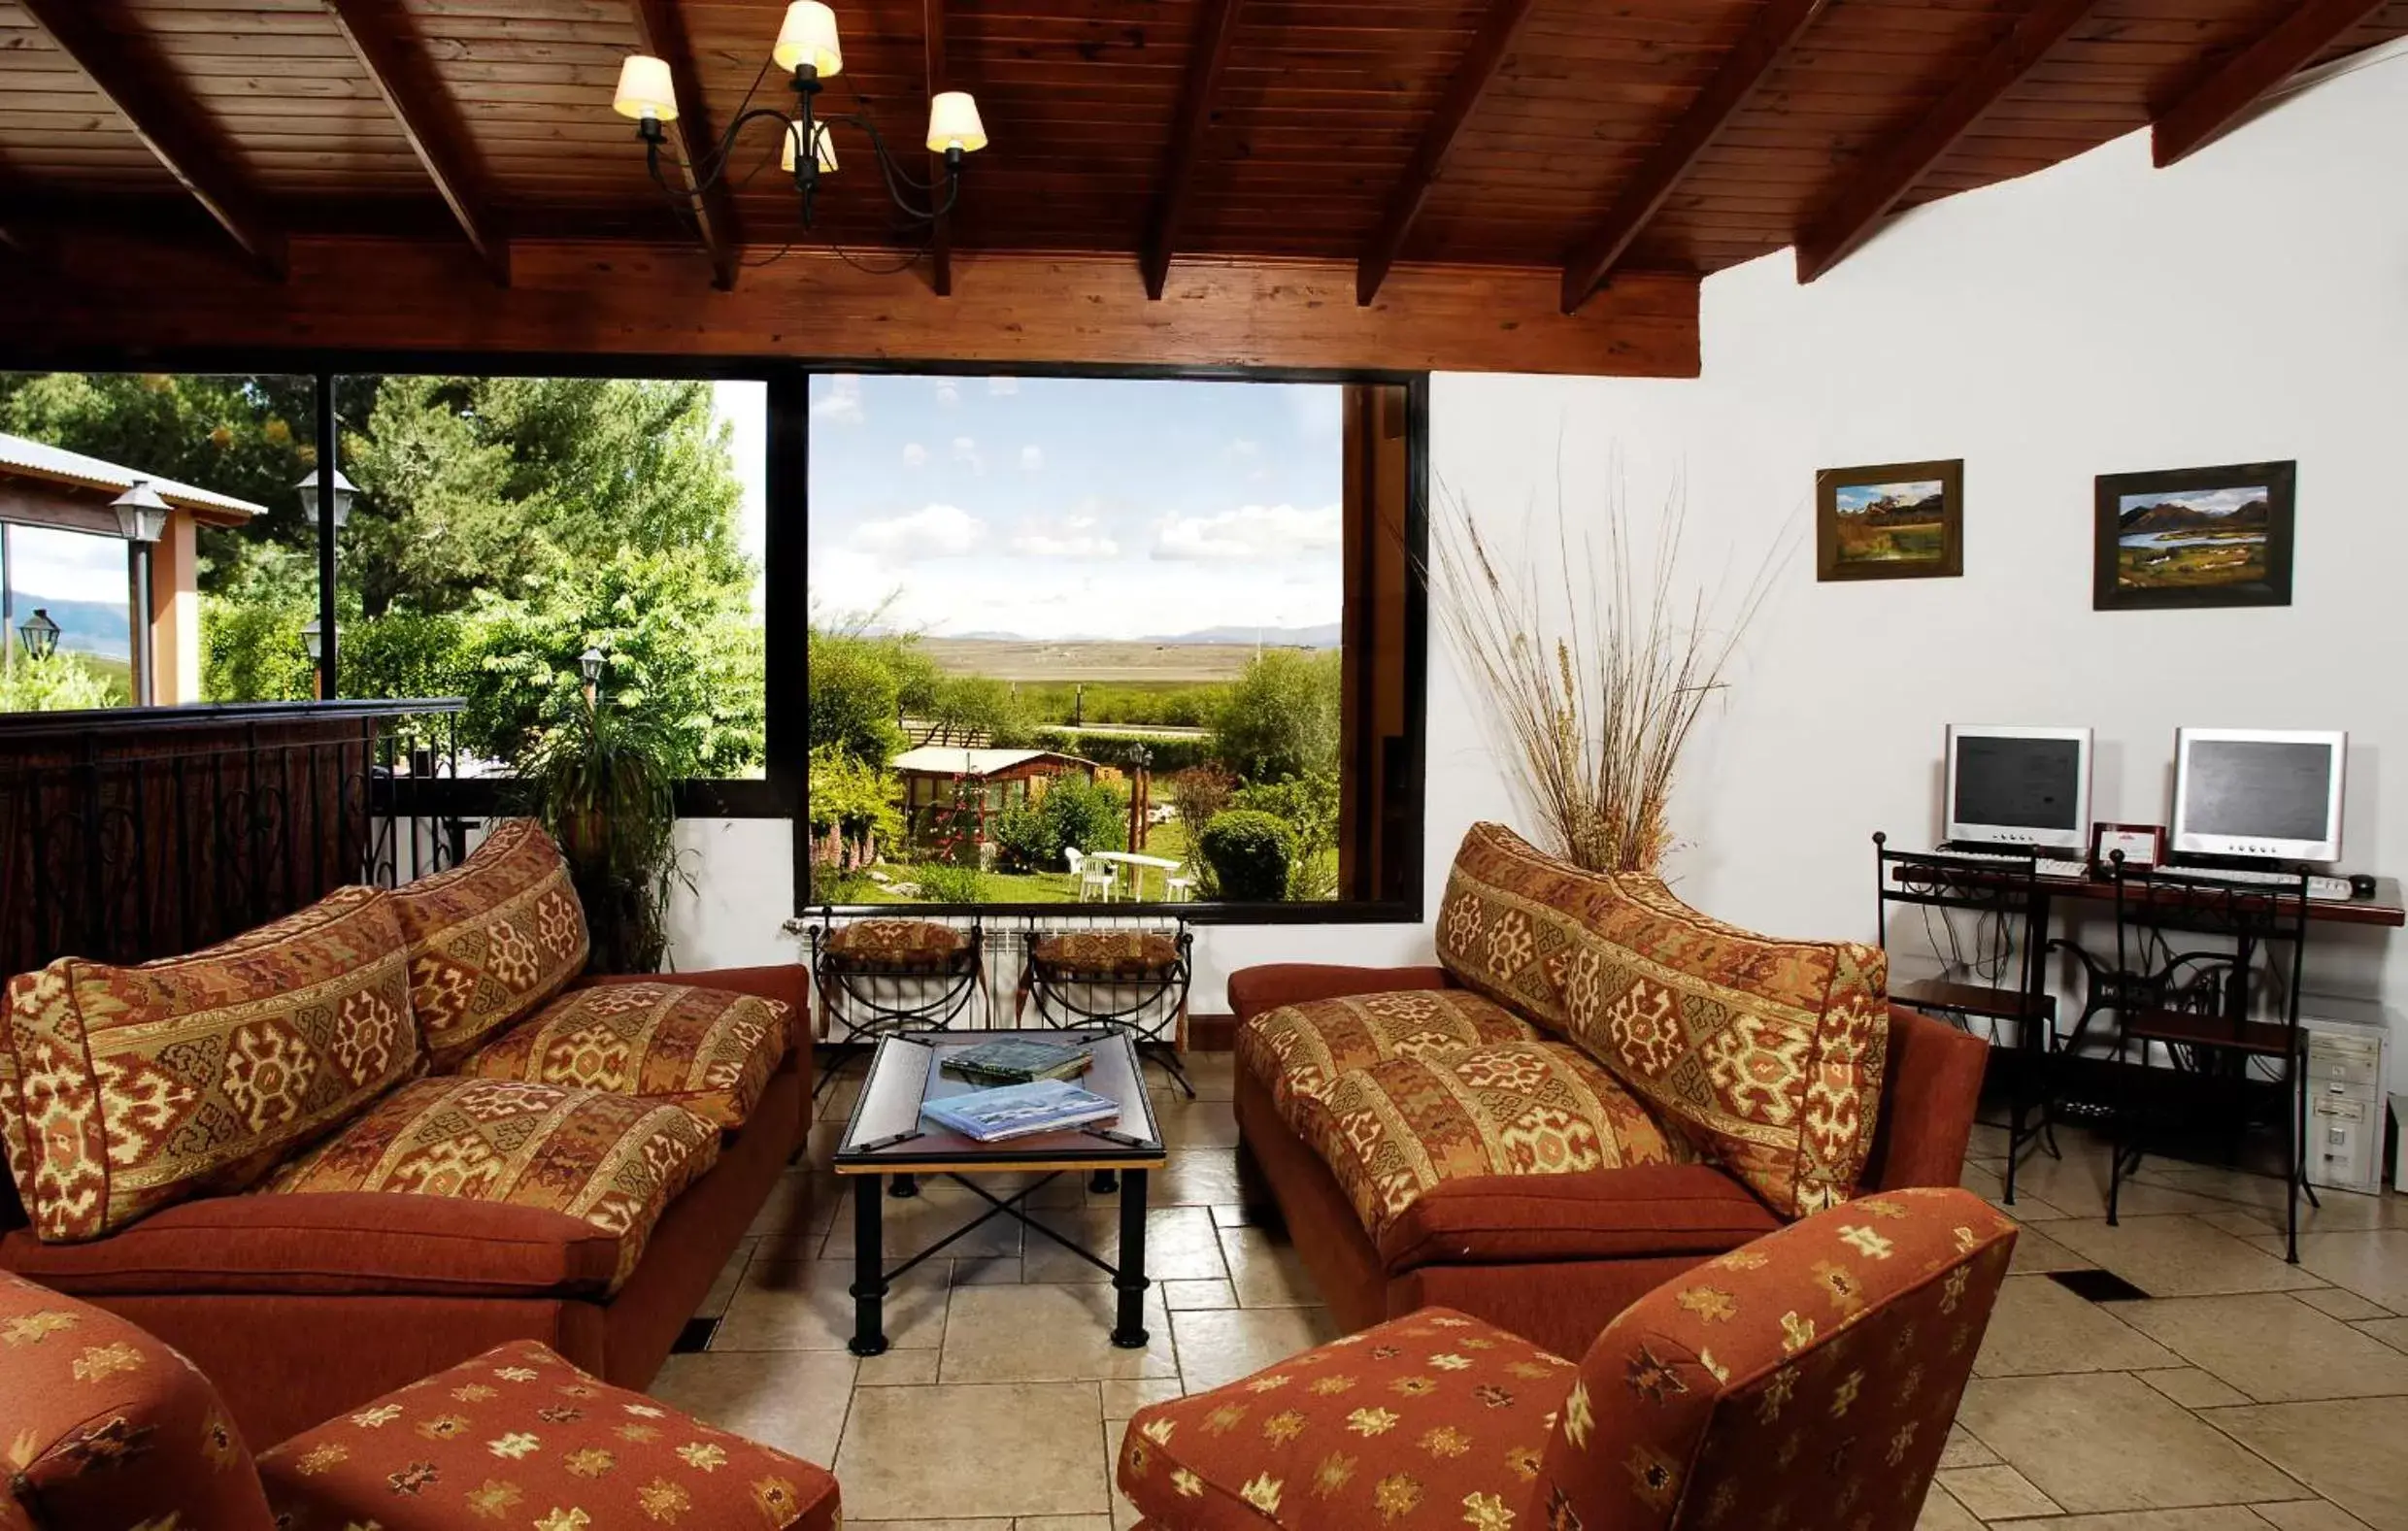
[457,982,792,1129]
[259,1079,719,1294]
[1117,1307,1575,1531]
[1294,1042,1693,1242]
[0,885,421,1243]
[258,1339,841,1531]
[388,819,590,1070]
[820,919,969,971]
[1236,989,1540,1123]
[1032,930,1183,977]
[1375,1163,1782,1273]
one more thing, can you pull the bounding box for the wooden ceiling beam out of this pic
[324,0,509,287]
[926,0,953,297]
[1793,0,2098,284]
[1560,0,1832,315]
[2152,0,2386,168]
[1355,0,1540,308]
[626,0,741,292]
[1142,0,1245,301]
[16,0,285,282]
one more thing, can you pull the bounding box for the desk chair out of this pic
[806,913,987,1102]
[2105,856,2316,1261]
[1874,833,2057,1203]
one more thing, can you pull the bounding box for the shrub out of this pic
[1030,728,1215,774]
[913,862,989,905]
[988,795,1056,873]
[1169,765,1236,896]
[1199,810,1293,902]
[1045,776,1127,861]
[1234,770,1342,901]
[1212,649,1341,784]
[0,651,121,712]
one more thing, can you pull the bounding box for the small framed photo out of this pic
[2094,460,2294,610]
[1817,459,1963,581]
[2090,821,2167,872]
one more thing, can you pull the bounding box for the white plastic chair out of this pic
[1070,848,1116,903]
[1163,863,1195,901]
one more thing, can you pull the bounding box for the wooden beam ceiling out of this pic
[925,0,953,298]
[323,0,510,288]
[627,0,742,292]
[16,0,286,282]
[1793,0,2100,284]
[1560,0,1833,315]
[1355,0,1540,308]
[2153,0,2389,168]
[1142,0,1245,302]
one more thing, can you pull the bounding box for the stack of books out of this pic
[921,1079,1122,1143]
[941,1038,1095,1084]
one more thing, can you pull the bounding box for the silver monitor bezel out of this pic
[1943,725,2094,851]
[2171,726,2347,863]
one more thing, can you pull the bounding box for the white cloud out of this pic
[847,504,985,559]
[901,442,928,468]
[952,436,985,475]
[1011,514,1117,559]
[1020,445,1044,472]
[987,376,1020,395]
[812,374,864,425]
[1154,503,1342,561]
[1224,438,1259,460]
[933,379,960,408]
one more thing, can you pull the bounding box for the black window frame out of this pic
[0,347,1430,926]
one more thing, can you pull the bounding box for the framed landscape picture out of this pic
[1816,459,1963,581]
[2093,460,2294,610]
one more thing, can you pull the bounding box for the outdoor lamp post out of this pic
[111,478,170,706]
[294,466,357,531]
[579,646,605,710]
[17,609,59,661]
[301,617,323,699]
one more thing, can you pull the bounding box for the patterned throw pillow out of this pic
[387,819,589,1070]
[0,886,419,1243]
[1297,1041,1692,1240]
[261,1077,719,1293]
[819,918,968,970]
[1236,988,1540,1122]
[456,982,791,1130]
[1437,822,1889,1218]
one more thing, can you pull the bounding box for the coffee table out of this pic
[833,1027,1166,1356]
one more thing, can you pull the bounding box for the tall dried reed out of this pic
[1430,475,1782,875]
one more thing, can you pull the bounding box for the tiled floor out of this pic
[647,1059,2408,1531]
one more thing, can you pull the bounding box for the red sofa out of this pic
[0,820,810,1446]
[1227,823,1988,1362]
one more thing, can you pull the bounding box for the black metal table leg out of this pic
[1112,1168,1150,1348]
[849,1176,889,1356]
[889,1173,920,1199]
[1089,1169,1118,1195]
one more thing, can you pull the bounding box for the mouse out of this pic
[2350,873,2378,899]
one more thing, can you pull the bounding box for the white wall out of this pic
[675,40,2408,1016]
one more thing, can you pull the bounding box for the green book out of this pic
[943,1038,1095,1084]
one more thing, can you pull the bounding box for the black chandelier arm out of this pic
[645,104,812,208]
[821,111,964,223]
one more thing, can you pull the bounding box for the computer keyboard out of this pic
[2036,858,2091,881]
[2184,865,2357,900]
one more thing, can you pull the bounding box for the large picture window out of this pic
[804,372,1421,914]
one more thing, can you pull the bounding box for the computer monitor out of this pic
[1944,726,2093,851]
[2172,727,2347,863]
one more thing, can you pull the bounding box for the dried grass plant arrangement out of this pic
[1430,476,1783,876]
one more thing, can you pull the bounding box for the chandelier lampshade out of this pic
[612,55,679,121]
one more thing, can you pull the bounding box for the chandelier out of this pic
[613,2,987,261]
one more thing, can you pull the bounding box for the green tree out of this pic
[0,651,123,712]
[1212,649,1342,784]
[929,674,1031,746]
[1234,769,1341,900]
[807,630,904,766]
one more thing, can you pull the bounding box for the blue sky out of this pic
[781,374,1344,639]
[2121,485,2267,516]
[1834,479,1942,514]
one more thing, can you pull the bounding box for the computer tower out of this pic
[2300,998,2391,1196]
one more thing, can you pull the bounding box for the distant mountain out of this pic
[1146,623,1342,648]
[10,592,129,661]
[2119,496,2270,535]
[1842,491,1945,527]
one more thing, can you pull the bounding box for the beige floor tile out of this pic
[1168,1305,1339,1393]
[2246,1231,2408,1315]
[821,1182,1028,1260]
[1020,1518,1115,1531]
[2136,1367,2252,1410]
[1939,1463,2061,1519]
[747,1168,822,1237]
[1958,1372,2302,1513]
[648,1348,857,1465]
[1020,1205,1230,1283]
[1099,1376,1184,1420]
[940,1283,1178,1382]
[2294,1287,2393,1322]
[1153,1148,1244,1208]
[715,1258,952,1351]
[1941,1424,2001,1469]
[1154,1099,1240,1148]
[855,1348,942,1384]
[2135,1163,2408,1233]
[1916,1486,1985,1531]
[835,1381,1109,1521]
[1994,1513,2284,1530]
[2353,1317,2408,1354]
[1182,1051,1236,1102]
[2118,1293,2408,1402]
[2010,1225,2097,1275]
[695,1238,758,1319]
[1973,1276,2179,1377]
[1969,1121,2014,1157]
[2207,1396,2408,1531]
[2041,1216,2324,1297]
[1106,1416,1137,1531]
[2255,1502,2379,1531]
[1997,1149,2238,1219]
[954,1255,1027,1285]
[1218,1224,1320,1308]
[1162,1278,1237,1310]
[850,1522,1011,1531]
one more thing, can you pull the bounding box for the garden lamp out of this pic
[301,617,323,665]
[111,479,169,705]
[295,466,357,530]
[17,608,58,661]
[579,646,605,710]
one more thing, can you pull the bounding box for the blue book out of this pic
[921,1079,1121,1142]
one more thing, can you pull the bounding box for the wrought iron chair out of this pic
[806,911,986,1103]
[1873,832,2057,1202]
[1014,917,1195,1097]
[2104,854,2317,1260]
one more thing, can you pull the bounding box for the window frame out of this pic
[1,348,1430,926]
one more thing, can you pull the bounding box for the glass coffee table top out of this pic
[834,1027,1164,1173]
